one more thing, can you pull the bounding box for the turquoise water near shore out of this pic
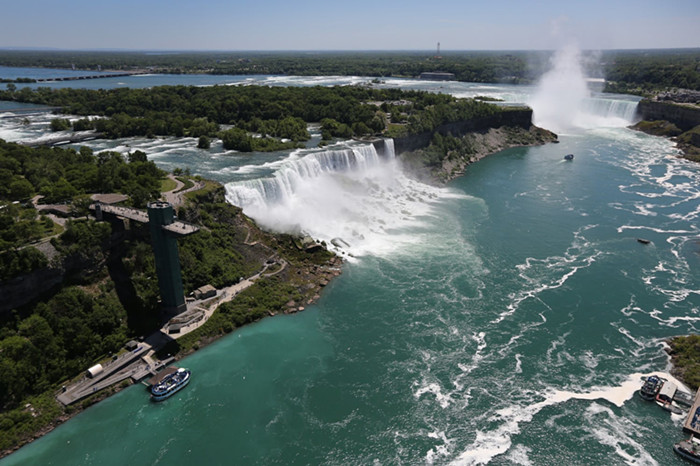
[1,70,699,464]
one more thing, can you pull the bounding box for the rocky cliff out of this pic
[393,107,534,154]
[633,99,700,162]
[636,100,700,132]
[388,107,556,183]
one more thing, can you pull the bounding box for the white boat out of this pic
[150,368,191,401]
[656,380,684,414]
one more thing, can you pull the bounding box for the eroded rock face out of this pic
[637,99,700,132]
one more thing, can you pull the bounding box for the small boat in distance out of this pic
[674,436,700,464]
[639,375,664,401]
[564,154,574,161]
[637,238,651,244]
[150,367,191,401]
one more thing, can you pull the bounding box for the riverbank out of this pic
[666,335,700,391]
[0,179,342,459]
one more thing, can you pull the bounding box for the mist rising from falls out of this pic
[225,140,456,258]
[529,45,638,132]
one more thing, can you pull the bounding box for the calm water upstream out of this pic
[1,57,699,464]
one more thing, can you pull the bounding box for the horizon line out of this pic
[1,47,699,54]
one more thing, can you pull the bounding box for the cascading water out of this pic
[225,138,454,258]
[529,45,640,132]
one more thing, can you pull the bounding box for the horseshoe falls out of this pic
[2,80,700,466]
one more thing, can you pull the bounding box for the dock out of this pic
[56,342,175,405]
[684,391,700,435]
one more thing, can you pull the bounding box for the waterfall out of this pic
[224,138,448,257]
[581,96,640,123]
[529,45,640,131]
[226,141,394,211]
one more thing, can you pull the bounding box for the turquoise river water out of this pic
[1,58,699,465]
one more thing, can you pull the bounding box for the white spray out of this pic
[529,45,637,132]
[225,141,459,258]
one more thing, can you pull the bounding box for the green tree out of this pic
[197,136,211,149]
[49,118,71,132]
[8,178,33,201]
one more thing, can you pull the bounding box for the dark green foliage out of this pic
[236,116,310,141]
[0,247,47,281]
[220,127,252,151]
[603,49,700,93]
[178,199,256,292]
[0,287,128,408]
[72,118,95,131]
[49,118,70,132]
[0,203,53,251]
[0,139,165,207]
[53,219,111,263]
[220,127,301,152]
[320,118,353,139]
[669,335,700,389]
[197,135,210,149]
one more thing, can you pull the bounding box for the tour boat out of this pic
[656,380,685,414]
[150,368,191,401]
[564,153,574,160]
[674,436,700,464]
[639,375,664,401]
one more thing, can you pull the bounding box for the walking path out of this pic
[161,174,205,207]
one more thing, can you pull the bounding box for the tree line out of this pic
[2,49,698,92]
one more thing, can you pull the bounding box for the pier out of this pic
[685,391,700,435]
[56,341,176,406]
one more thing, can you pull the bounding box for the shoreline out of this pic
[0,251,342,459]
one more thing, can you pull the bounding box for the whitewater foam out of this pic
[225,140,464,258]
[451,371,685,465]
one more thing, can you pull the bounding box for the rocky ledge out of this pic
[633,93,700,163]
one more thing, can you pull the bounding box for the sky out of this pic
[1,0,699,51]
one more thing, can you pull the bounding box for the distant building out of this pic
[419,72,455,81]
